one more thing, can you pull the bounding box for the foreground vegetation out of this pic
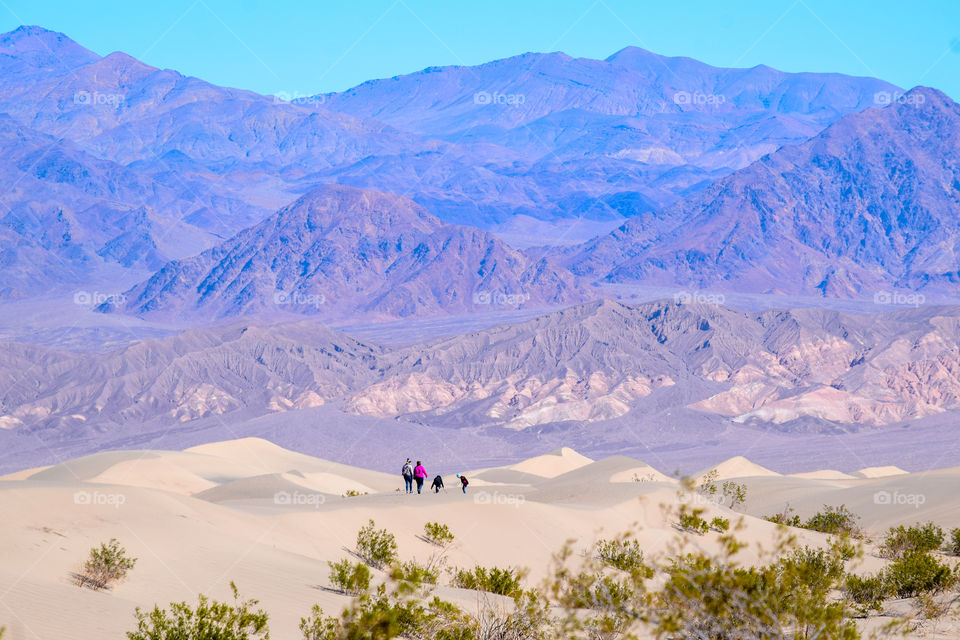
[106,502,960,639]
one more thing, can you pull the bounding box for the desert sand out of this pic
[0,438,957,638]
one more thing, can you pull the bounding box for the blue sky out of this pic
[1,0,957,98]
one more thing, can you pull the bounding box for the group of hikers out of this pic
[401,459,469,495]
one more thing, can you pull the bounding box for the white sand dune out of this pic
[506,446,593,478]
[1,438,956,639]
[697,455,781,481]
[789,469,856,480]
[852,465,909,478]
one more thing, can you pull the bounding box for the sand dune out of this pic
[852,465,910,478]
[697,455,781,481]
[506,446,593,478]
[1,438,957,639]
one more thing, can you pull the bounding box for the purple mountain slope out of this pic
[110,184,585,320]
[565,87,960,297]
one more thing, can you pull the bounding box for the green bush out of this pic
[77,538,137,590]
[803,505,861,536]
[884,552,956,598]
[763,507,802,528]
[423,522,455,547]
[327,559,371,595]
[451,566,526,598]
[127,582,268,640]
[678,508,709,535]
[342,489,368,498]
[842,574,889,613]
[356,520,398,569]
[709,517,730,533]
[596,538,651,575]
[392,559,438,587]
[880,522,944,559]
[950,528,960,556]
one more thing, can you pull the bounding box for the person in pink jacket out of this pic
[413,460,427,494]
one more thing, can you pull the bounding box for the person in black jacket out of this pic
[430,474,444,493]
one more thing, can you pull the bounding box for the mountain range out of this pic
[0,24,936,314]
[5,298,960,469]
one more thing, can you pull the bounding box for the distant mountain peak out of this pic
[0,25,98,68]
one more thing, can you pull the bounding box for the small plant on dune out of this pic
[342,489,368,498]
[879,522,944,559]
[423,521,455,547]
[721,481,747,510]
[392,559,439,587]
[709,516,730,533]
[842,573,890,614]
[127,581,269,640]
[677,506,709,535]
[356,519,398,569]
[327,559,371,595]
[595,537,652,576]
[949,528,960,556]
[77,538,137,590]
[452,565,527,598]
[763,504,803,527]
[883,551,956,598]
[803,505,862,537]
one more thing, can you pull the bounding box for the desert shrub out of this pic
[327,559,371,595]
[803,505,861,536]
[710,517,730,533]
[392,559,439,587]
[879,522,944,559]
[763,506,802,528]
[300,589,475,640]
[342,489,368,498]
[884,552,956,598]
[77,538,137,590]
[695,471,747,510]
[677,508,709,535]
[652,537,858,640]
[721,481,748,510]
[843,573,889,613]
[595,538,651,575]
[452,566,526,598]
[424,522,455,547]
[356,519,398,569]
[127,582,268,640]
[950,528,960,556]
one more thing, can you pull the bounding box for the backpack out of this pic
[402,463,413,476]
